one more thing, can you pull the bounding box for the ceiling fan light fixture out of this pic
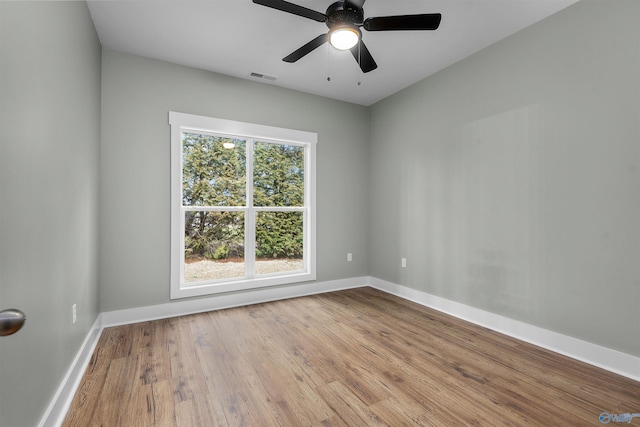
[329,26,360,50]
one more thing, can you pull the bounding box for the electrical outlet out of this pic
[402,258,407,268]
[72,304,77,325]
[347,253,353,262]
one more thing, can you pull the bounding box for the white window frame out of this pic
[169,111,317,299]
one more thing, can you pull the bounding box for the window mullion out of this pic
[182,206,246,212]
[245,139,256,279]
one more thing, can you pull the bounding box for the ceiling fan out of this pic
[253,0,442,73]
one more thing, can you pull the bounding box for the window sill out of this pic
[170,271,317,299]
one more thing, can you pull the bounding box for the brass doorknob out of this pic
[0,309,26,336]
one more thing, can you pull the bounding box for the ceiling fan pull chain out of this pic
[327,42,332,82]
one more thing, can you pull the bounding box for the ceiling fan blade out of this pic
[252,0,326,23]
[350,40,377,73]
[344,0,366,10]
[283,34,328,63]
[363,13,441,31]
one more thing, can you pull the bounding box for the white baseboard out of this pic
[368,276,640,382]
[101,276,369,327]
[38,315,103,427]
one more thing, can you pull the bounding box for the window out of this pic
[169,112,316,299]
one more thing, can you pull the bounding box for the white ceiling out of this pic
[87,0,579,106]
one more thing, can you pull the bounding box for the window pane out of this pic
[184,211,245,283]
[182,133,246,206]
[255,211,304,275]
[253,141,304,207]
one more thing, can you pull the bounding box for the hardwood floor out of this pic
[62,287,640,426]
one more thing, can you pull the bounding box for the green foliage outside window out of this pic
[182,134,304,261]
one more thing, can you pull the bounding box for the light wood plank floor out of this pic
[63,287,640,426]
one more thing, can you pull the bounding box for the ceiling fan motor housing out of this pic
[326,1,364,29]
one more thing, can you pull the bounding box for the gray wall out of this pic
[2,1,639,425]
[99,50,370,312]
[0,2,101,426]
[369,0,640,357]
